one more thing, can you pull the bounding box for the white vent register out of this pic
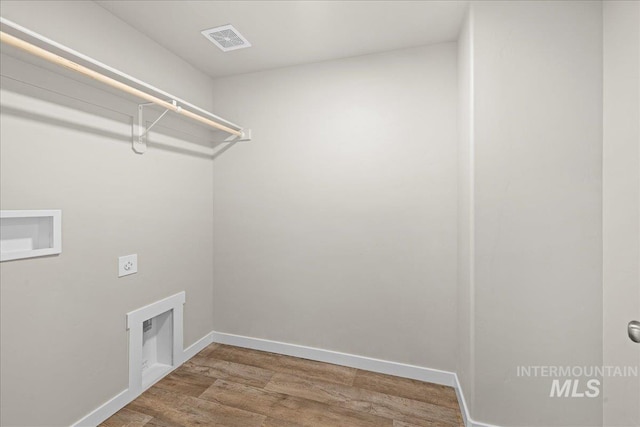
[202,24,251,52]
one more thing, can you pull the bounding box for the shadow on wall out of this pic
[0,64,238,161]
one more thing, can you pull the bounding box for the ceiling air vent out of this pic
[201,24,251,52]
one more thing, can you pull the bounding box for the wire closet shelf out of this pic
[0,17,251,154]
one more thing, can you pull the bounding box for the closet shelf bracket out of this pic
[133,101,176,154]
[134,102,252,154]
[219,128,252,144]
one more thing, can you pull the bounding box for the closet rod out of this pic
[0,26,243,137]
[0,17,241,133]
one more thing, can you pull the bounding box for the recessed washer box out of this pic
[0,210,62,261]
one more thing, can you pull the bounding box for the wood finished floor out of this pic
[101,344,464,427]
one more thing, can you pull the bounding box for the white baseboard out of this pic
[70,389,130,427]
[454,374,501,427]
[181,331,214,363]
[454,375,470,427]
[70,331,214,427]
[211,331,456,387]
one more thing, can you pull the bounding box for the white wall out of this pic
[603,1,640,426]
[209,44,459,371]
[0,2,217,425]
[466,1,604,425]
[0,2,614,426]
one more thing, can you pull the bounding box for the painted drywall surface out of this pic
[603,2,640,426]
[456,8,474,416]
[472,1,603,425]
[209,44,458,371]
[0,2,215,425]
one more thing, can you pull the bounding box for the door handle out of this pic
[629,321,640,343]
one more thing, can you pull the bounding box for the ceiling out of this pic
[96,1,468,79]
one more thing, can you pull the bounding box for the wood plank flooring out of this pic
[101,344,463,427]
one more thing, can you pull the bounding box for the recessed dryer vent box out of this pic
[0,210,61,261]
[127,292,185,396]
[141,311,173,388]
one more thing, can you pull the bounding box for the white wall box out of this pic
[126,292,185,398]
[0,210,62,262]
[141,311,172,388]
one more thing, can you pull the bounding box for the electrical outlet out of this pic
[118,254,138,277]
